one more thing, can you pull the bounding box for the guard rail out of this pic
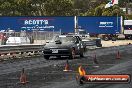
[0,44,45,61]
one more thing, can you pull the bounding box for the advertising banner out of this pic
[0,17,74,33]
[78,16,121,34]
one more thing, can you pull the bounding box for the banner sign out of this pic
[78,16,121,34]
[0,17,74,33]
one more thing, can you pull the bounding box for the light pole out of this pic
[53,29,54,37]
[60,29,61,35]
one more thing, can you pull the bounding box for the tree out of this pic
[29,0,49,16]
[73,0,107,16]
[94,4,105,16]
[44,0,74,16]
[0,0,128,16]
[93,3,125,17]
[14,0,33,16]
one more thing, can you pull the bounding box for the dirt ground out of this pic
[101,40,132,47]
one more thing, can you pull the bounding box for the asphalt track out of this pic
[0,45,132,88]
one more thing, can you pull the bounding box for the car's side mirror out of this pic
[55,40,62,44]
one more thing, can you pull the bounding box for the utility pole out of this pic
[74,16,78,34]
[74,9,81,34]
[126,0,129,14]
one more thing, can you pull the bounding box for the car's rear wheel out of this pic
[80,49,84,57]
[83,46,87,52]
[80,52,84,57]
[44,55,50,60]
[104,36,109,41]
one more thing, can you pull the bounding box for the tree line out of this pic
[0,0,131,19]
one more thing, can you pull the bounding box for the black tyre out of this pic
[80,52,84,57]
[97,44,102,47]
[112,37,116,41]
[83,46,87,52]
[70,47,76,59]
[44,55,50,60]
[104,36,109,41]
[69,54,74,59]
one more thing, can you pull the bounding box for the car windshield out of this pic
[60,36,76,43]
[51,36,76,43]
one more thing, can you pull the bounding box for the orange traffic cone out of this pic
[20,68,28,84]
[93,52,99,64]
[116,50,121,59]
[63,59,72,72]
[78,65,86,76]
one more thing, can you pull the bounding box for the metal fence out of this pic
[29,31,61,44]
[31,31,60,40]
[0,31,61,45]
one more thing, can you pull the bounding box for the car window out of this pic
[60,36,76,43]
[55,36,61,41]
[50,36,60,42]
[51,36,77,43]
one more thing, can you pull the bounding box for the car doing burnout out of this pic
[43,35,84,60]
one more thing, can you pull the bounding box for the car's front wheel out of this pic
[44,55,50,60]
[69,54,74,59]
[70,47,76,59]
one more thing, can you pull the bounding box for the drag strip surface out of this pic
[0,45,132,88]
[47,59,132,88]
[0,57,67,75]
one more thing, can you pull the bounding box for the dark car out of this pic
[43,35,84,60]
